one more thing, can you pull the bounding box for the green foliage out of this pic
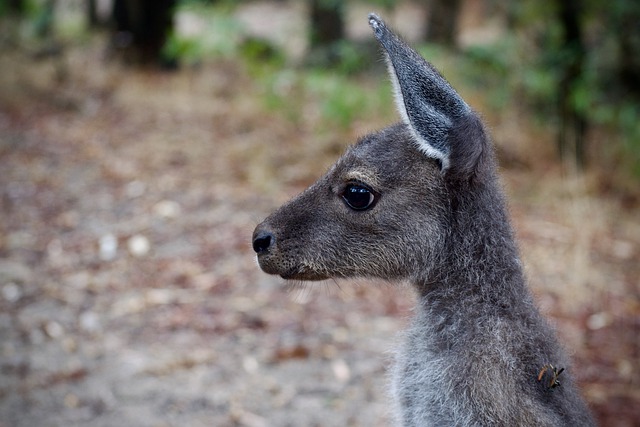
[463,38,517,109]
[591,101,640,176]
[239,37,285,67]
[259,65,392,131]
[314,0,344,8]
[305,39,377,75]
[462,0,640,178]
[309,0,396,11]
[306,70,391,129]
[164,2,392,131]
[162,3,244,65]
[0,0,86,41]
[0,0,9,16]
[163,34,201,65]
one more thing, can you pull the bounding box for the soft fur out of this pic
[252,13,595,427]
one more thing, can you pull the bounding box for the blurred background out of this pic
[0,1,638,426]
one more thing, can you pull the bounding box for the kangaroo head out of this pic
[252,14,492,283]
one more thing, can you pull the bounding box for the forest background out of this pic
[0,1,638,426]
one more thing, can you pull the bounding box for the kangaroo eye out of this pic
[342,184,376,211]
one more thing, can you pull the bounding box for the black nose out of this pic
[252,230,274,253]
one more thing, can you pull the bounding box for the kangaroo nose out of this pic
[252,230,274,254]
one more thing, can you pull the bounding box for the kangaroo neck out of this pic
[415,176,531,315]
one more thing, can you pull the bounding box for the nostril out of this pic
[252,231,274,254]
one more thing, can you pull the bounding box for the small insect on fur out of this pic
[537,364,565,389]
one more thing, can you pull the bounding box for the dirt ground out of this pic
[1,5,639,427]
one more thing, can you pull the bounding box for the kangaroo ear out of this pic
[368,13,472,172]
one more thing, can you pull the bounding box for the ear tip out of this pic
[368,13,386,38]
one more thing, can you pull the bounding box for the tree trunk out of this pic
[557,0,587,168]
[87,0,98,28]
[424,0,461,47]
[7,0,24,14]
[111,0,176,66]
[309,0,344,49]
[306,0,345,66]
[617,2,640,99]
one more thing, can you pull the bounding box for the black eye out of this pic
[342,184,376,211]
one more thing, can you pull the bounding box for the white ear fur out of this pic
[385,57,451,171]
[371,13,472,173]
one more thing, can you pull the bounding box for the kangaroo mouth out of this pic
[256,255,328,281]
[280,266,329,281]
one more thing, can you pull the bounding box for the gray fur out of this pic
[252,14,595,427]
[369,13,469,171]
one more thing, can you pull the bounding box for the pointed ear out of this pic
[369,14,481,174]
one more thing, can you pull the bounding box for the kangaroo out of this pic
[252,14,595,427]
